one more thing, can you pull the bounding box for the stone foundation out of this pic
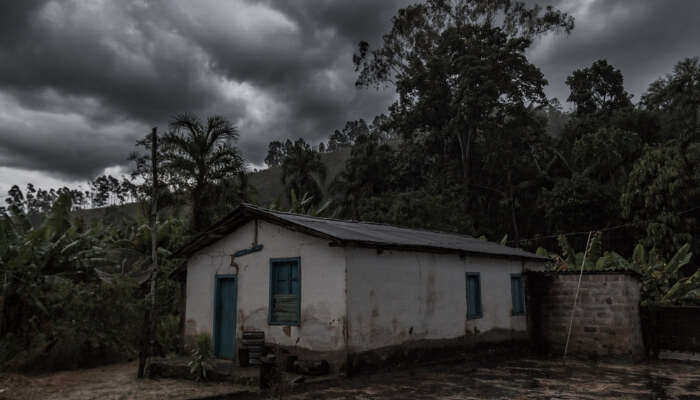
[345,334,529,374]
[249,333,530,376]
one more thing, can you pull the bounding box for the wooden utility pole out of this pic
[138,127,159,378]
[149,127,159,367]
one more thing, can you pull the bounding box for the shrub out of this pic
[188,333,213,381]
[156,314,181,356]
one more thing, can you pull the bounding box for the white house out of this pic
[176,204,548,370]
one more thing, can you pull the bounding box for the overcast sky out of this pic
[0,0,699,195]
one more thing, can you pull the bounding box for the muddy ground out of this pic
[271,358,700,400]
[0,361,253,400]
[0,357,698,399]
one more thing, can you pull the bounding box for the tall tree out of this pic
[160,113,245,232]
[281,138,327,206]
[138,127,159,379]
[353,0,573,189]
[622,144,700,258]
[566,59,632,115]
[540,60,641,243]
[624,58,700,258]
[642,57,700,168]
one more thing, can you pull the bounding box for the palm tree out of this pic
[281,139,327,206]
[161,113,245,232]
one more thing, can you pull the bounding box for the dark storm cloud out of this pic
[0,0,245,180]
[0,113,141,180]
[0,0,407,181]
[0,1,241,122]
[156,0,411,159]
[531,0,700,105]
[0,0,698,183]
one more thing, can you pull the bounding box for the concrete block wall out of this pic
[527,272,644,358]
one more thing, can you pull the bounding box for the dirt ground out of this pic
[0,361,253,400]
[1,357,698,399]
[275,358,700,400]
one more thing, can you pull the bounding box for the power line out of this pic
[506,204,700,246]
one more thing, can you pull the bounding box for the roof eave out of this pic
[328,240,550,262]
[173,204,340,258]
[174,203,550,263]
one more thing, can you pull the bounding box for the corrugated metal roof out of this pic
[177,204,549,261]
[524,270,641,279]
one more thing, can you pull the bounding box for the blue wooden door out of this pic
[214,276,237,359]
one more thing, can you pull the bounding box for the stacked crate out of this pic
[241,331,265,366]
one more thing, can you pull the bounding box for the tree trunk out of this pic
[191,184,206,233]
[178,272,187,354]
[508,170,520,244]
[137,307,150,378]
[149,127,159,367]
[457,128,473,186]
[457,127,474,214]
[510,200,520,244]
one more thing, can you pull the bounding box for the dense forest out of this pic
[0,0,698,372]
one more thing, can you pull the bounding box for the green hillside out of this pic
[247,147,351,207]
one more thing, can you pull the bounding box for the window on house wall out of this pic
[466,272,482,319]
[269,258,301,325]
[511,274,525,315]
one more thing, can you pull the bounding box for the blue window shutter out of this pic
[269,258,301,325]
[466,273,482,319]
[475,277,482,317]
[290,263,300,296]
[275,263,291,294]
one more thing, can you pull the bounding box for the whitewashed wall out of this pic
[345,248,545,352]
[185,219,347,353]
[186,218,546,357]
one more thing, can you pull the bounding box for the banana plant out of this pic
[270,189,338,218]
[0,193,112,339]
[538,235,698,305]
[102,216,186,287]
[537,232,605,271]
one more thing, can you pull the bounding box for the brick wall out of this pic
[526,272,644,358]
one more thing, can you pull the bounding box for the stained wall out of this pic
[185,219,347,355]
[344,248,545,352]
